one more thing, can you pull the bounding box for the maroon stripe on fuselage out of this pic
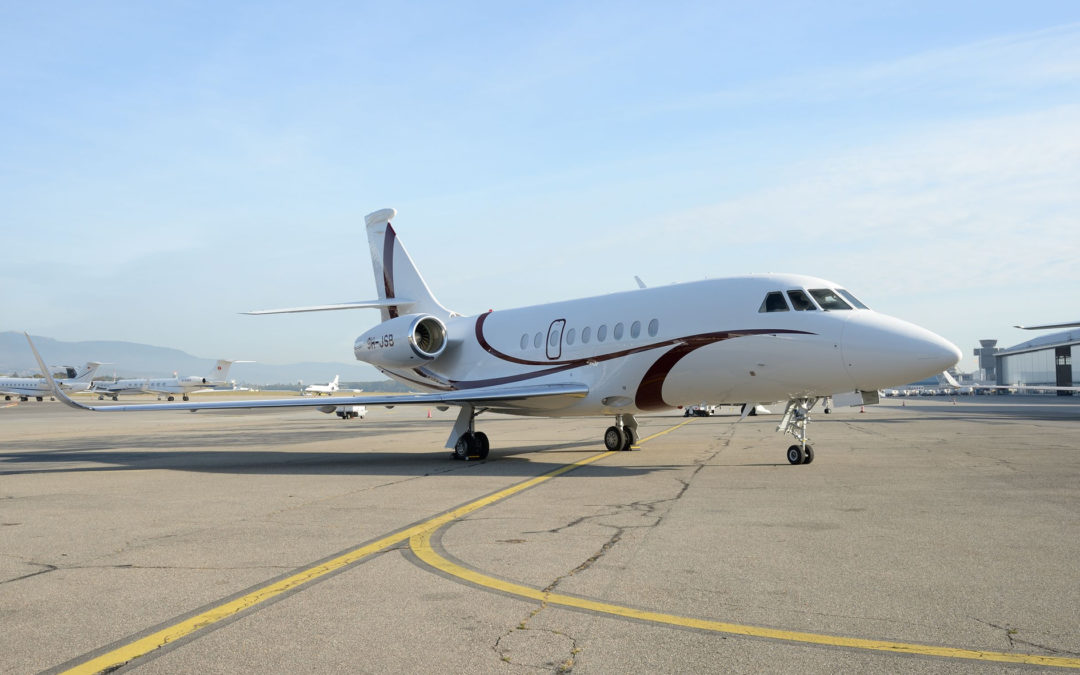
[634,334,739,410]
[383,224,398,319]
[454,312,812,394]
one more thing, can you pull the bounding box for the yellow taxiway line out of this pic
[408,418,1080,670]
[410,529,1080,668]
[58,416,1080,671]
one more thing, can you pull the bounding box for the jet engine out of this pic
[353,314,449,369]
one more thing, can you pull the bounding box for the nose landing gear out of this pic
[778,398,819,465]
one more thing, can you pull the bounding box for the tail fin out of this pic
[71,362,102,382]
[209,360,234,383]
[365,209,454,322]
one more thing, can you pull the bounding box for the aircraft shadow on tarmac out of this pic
[0,444,674,478]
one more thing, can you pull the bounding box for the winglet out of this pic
[25,332,95,411]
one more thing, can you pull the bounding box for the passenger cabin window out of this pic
[787,290,816,311]
[597,324,608,342]
[648,318,659,337]
[837,288,869,309]
[759,292,789,313]
[565,328,576,345]
[533,332,543,348]
[613,323,624,340]
[630,321,641,339]
[809,289,852,311]
[581,326,592,343]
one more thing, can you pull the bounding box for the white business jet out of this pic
[91,360,242,401]
[0,362,102,401]
[28,208,960,464]
[305,375,340,396]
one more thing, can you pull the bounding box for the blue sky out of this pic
[2,2,1078,375]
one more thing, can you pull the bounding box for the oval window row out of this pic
[520,319,659,351]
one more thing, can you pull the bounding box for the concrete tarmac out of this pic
[1,396,1078,673]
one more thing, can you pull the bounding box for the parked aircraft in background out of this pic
[30,207,961,464]
[0,362,102,401]
[90,360,244,401]
[305,375,340,396]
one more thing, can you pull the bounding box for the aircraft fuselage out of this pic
[368,273,959,417]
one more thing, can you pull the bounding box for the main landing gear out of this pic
[449,405,490,461]
[778,397,818,465]
[603,414,638,452]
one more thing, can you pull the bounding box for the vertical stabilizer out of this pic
[71,362,102,382]
[210,360,234,383]
[365,209,453,322]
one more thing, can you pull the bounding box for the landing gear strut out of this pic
[778,397,818,465]
[603,414,637,451]
[449,404,489,461]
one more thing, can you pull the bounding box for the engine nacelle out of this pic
[353,314,449,369]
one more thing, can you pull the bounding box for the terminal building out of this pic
[984,329,1080,395]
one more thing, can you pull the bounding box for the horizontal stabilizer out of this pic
[243,299,415,315]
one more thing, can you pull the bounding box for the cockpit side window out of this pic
[787,289,816,311]
[759,291,790,313]
[809,288,852,310]
[837,288,869,309]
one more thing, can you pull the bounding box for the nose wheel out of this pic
[778,398,819,465]
[786,444,814,464]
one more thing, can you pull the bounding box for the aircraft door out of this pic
[546,319,566,360]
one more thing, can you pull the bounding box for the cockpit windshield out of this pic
[809,289,852,311]
[759,291,790,313]
[787,289,816,311]
[837,288,869,309]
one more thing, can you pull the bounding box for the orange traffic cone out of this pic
[860,405,865,413]
[427,409,431,418]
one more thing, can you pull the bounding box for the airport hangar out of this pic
[976,328,1080,394]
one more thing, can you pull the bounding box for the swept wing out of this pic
[26,334,587,414]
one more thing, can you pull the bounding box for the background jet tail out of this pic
[209,360,234,383]
[70,362,103,382]
[365,209,454,322]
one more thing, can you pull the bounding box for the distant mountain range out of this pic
[0,332,399,388]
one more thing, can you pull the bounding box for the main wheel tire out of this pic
[604,426,626,452]
[802,445,815,464]
[787,444,805,465]
[454,433,476,460]
[622,427,636,451]
[167,396,175,401]
[475,431,490,460]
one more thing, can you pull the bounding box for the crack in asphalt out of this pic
[500,433,731,671]
[0,555,295,586]
[972,618,1080,657]
[0,560,58,585]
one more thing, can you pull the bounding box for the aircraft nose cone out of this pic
[842,314,961,391]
